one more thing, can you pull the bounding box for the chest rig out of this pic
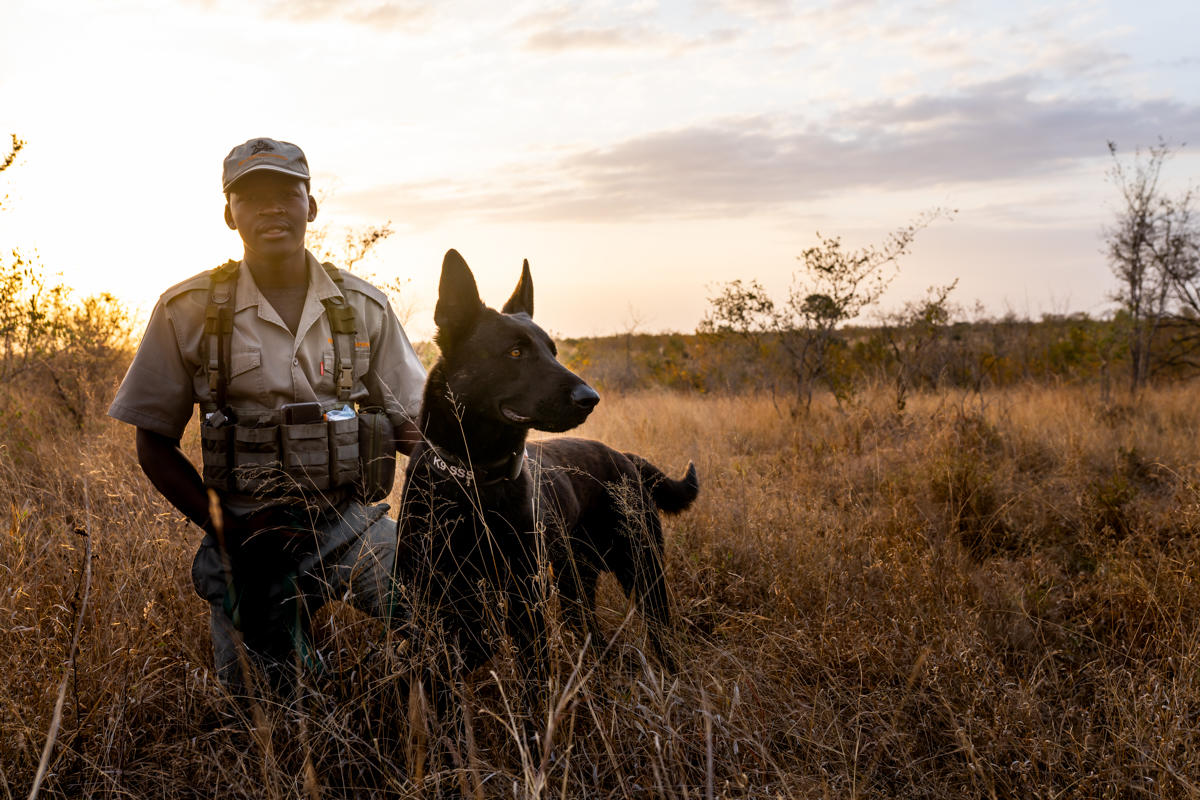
[198,260,396,502]
[199,259,357,414]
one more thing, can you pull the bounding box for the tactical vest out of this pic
[198,260,395,502]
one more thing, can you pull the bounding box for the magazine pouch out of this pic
[328,414,360,488]
[233,422,282,493]
[281,421,331,491]
[200,411,236,491]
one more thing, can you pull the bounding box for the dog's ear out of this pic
[501,258,534,318]
[434,249,483,336]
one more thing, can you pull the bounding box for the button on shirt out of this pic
[109,251,426,458]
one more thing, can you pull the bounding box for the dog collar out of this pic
[427,444,527,486]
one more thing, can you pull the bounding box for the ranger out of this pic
[109,138,426,692]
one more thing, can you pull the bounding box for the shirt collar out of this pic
[233,250,343,314]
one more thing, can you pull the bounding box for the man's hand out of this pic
[136,428,224,532]
[137,428,281,546]
[395,416,422,457]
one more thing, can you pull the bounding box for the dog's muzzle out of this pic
[571,384,600,411]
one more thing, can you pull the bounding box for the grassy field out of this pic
[3,384,1200,798]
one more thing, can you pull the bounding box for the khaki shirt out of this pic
[109,251,426,443]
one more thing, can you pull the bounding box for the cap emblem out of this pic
[222,137,310,192]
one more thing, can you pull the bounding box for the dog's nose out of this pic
[571,384,600,410]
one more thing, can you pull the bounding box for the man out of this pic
[109,138,426,692]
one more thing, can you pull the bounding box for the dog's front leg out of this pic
[498,561,550,759]
[555,551,603,654]
[508,570,549,689]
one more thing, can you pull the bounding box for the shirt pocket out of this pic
[353,340,371,381]
[227,347,265,401]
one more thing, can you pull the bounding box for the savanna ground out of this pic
[3,382,1200,798]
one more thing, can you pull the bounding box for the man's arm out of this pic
[395,416,421,457]
[135,428,221,531]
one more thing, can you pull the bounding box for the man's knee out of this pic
[338,511,398,618]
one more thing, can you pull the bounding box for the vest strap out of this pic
[201,260,239,412]
[319,262,357,403]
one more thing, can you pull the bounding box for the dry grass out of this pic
[3,384,1200,798]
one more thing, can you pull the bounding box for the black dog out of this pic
[395,249,698,694]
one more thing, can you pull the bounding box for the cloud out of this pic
[1029,40,1130,79]
[1163,56,1200,68]
[710,0,795,20]
[524,24,657,51]
[339,78,1200,225]
[522,23,743,52]
[710,0,883,23]
[520,23,744,53]
[256,0,433,29]
[514,4,744,54]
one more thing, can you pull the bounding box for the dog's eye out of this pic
[507,346,522,359]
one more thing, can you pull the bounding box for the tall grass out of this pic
[3,384,1200,798]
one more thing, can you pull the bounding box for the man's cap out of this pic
[222,137,310,193]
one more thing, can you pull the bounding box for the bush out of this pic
[0,251,132,449]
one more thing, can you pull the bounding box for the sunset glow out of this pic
[2,0,1198,339]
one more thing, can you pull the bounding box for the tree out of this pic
[304,190,421,327]
[1,134,24,173]
[1105,139,1198,390]
[306,212,394,272]
[877,280,959,411]
[700,210,951,406]
[1155,185,1200,372]
[0,136,132,429]
[1,134,25,212]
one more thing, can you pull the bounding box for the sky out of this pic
[2,0,1199,340]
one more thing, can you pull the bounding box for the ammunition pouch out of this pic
[200,405,396,500]
[281,420,331,491]
[235,421,282,493]
[329,414,360,487]
[200,416,236,491]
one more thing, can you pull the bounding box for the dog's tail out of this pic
[625,454,700,515]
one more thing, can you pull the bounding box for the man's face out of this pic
[224,171,317,262]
